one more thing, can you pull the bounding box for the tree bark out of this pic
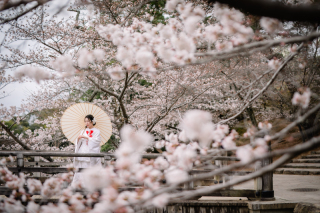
[0,122,31,150]
[0,122,53,162]
[246,106,258,127]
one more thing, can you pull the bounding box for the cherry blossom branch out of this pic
[195,32,320,58]
[146,88,187,132]
[0,92,10,100]
[173,153,293,200]
[131,135,320,211]
[129,33,320,76]
[0,81,9,90]
[269,101,320,141]
[175,133,320,199]
[171,84,218,111]
[121,0,152,26]
[0,1,44,25]
[189,139,319,184]
[221,71,258,126]
[128,104,162,117]
[86,75,129,123]
[0,82,11,99]
[0,121,31,150]
[0,0,50,11]
[209,0,320,23]
[86,76,119,98]
[230,69,274,98]
[6,23,64,55]
[219,43,304,124]
[8,111,32,131]
[101,1,120,24]
[119,73,128,101]
[88,90,98,102]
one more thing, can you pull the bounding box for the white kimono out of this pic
[71,127,102,188]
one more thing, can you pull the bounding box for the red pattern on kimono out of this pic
[86,130,94,137]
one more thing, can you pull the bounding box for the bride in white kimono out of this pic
[71,114,102,188]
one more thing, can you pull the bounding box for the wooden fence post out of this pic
[16,153,24,167]
[16,153,24,174]
[254,161,262,197]
[34,156,40,179]
[101,157,105,167]
[214,157,222,184]
[261,142,275,201]
[184,174,194,190]
[103,155,111,167]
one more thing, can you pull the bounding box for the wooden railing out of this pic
[0,151,240,174]
[0,150,273,200]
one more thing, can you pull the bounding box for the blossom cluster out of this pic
[1,95,313,212]
[0,108,264,212]
[260,17,283,34]
[9,0,285,86]
[94,0,256,80]
[291,88,311,109]
[14,65,51,83]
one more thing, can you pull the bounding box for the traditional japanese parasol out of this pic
[60,103,112,146]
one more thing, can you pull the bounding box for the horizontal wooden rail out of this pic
[0,151,240,161]
[0,186,256,199]
[190,170,252,175]
[0,186,140,197]
[0,186,33,196]
[6,167,252,176]
[0,151,158,159]
[0,151,261,200]
[0,151,112,157]
[6,162,70,167]
[8,167,77,173]
[196,189,257,198]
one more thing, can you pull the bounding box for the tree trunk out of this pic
[0,122,53,162]
[246,107,258,127]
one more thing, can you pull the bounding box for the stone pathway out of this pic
[275,150,320,175]
[234,174,320,204]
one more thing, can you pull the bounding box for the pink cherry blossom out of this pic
[41,177,62,197]
[292,88,311,109]
[260,17,283,34]
[27,178,42,194]
[152,193,169,208]
[154,156,169,170]
[236,145,254,163]
[27,201,40,213]
[165,167,188,184]
[258,121,272,130]
[180,110,215,147]
[268,58,281,70]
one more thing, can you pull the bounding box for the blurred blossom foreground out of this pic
[1,0,320,212]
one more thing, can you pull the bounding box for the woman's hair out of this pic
[84,114,96,126]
